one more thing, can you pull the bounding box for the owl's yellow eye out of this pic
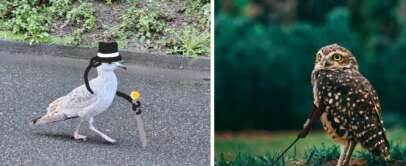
[332,54,342,61]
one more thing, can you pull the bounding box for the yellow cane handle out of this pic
[130,91,141,101]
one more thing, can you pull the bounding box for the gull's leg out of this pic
[73,119,87,140]
[343,141,356,166]
[337,143,349,166]
[89,117,116,143]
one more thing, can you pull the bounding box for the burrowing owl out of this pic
[311,44,390,166]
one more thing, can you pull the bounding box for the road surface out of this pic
[0,51,210,165]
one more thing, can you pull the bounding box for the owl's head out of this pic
[314,43,358,71]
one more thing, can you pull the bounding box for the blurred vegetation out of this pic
[215,0,406,131]
[0,0,210,56]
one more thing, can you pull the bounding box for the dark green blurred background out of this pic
[215,0,406,131]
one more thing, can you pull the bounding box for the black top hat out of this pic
[95,42,122,62]
[84,41,122,94]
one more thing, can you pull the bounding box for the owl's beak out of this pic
[321,59,332,67]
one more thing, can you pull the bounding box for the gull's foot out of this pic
[102,136,116,143]
[73,133,87,141]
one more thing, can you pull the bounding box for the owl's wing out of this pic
[316,69,389,154]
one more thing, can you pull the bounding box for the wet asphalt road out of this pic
[0,52,210,166]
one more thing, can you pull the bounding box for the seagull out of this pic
[32,62,127,143]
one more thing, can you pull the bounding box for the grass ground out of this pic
[0,31,74,46]
[215,128,406,165]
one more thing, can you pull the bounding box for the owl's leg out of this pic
[337,143,349,166]
[88,117,116,143]
[73,119,87,140]
[342,140,356,166]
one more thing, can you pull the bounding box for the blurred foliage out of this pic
[164,26,210,57]
[0,0,210,56]
[66,2,96,31]
[66,2,96,45]
[121,6,165,39]
[0,0,93,44]
[215,0,406,131]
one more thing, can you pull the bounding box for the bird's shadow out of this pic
[32,132,118,146]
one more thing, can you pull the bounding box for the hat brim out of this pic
[94,55,122,63]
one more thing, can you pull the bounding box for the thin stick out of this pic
[272,137,300,165]
[272,105,320,165]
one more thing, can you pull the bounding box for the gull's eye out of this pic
[332,54,342,61]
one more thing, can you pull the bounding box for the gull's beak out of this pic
[116,62,127,70]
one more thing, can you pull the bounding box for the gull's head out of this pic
[98,61,127,72]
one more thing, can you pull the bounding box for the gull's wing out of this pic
[47,84,97,116]
[32,82,98,125]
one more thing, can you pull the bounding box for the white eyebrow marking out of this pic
[326,50,347,57]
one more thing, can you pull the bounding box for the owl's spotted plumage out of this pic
[311,44,390,166]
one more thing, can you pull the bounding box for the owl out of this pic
[311,44,390,166]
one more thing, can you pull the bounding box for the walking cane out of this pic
[130,91,148,148]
